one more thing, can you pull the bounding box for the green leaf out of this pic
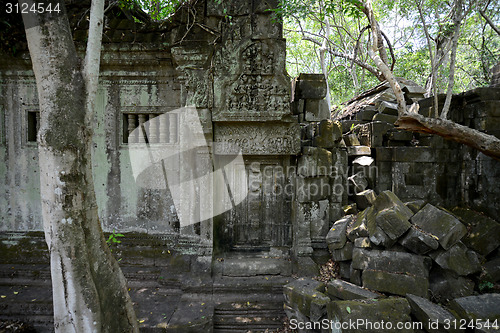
[346,306,351,313]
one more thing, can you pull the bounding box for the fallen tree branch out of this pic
[395,113,500,161]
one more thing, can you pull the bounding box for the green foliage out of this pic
[279,0,500,105]
[479,280,495,292]
[119,0,186,21]
[107,230,125,245]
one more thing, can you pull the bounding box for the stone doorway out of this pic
[222,156,293,252]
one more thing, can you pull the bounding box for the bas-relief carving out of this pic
[213,39,292,121]
[214,123,300,155]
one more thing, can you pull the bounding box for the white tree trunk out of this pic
[21,1,138,332]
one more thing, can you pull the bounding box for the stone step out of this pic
[214,301,284,332]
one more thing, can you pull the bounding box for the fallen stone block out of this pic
[327,297,413,333]
[429,267,474,303]
[404,200,426,214]
[355,189,377,210]
[362,269,429,298]
[406,294,459,333]
[346,145,371,156]
[375,208,412,240]
[343,133,360,146]
[354,237,371,248]
[313,119,342,148]
[452,207,500,256]
[410,204,467,250]
[365,207,398,248]
[326,279,382,300]
[429,242,481,276]
[346,208,370,242]
[348,172,369,194]
[373,191,414,218]
[283,278,330,322]
[373,112,398,124]
[483,257,500,282]
[352,248,430,278]
[449,294,500,322]
[331,242,354,261]
[326,217,350,250]
[378,101,399,116]
[399,226,439,255]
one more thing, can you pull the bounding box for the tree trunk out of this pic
[395,114,500,161]
[21,1,138,332]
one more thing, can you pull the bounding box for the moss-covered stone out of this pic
[362,269,429,298]
[411,204,467,250]
[327,297,413,333]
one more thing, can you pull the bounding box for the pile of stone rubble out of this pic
[284,190,500,332]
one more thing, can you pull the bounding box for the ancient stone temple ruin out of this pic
[0,0,499,332]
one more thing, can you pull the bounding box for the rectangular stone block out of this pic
[326,216,350,250]
[352,248,429,278]
[296,176,331,202]
[331,241,354,261]
[411,204,467,250]
[295,73,327,99]
[304,99,330,121]
[362,269,429,298]
[297,147,333,177]
[326,279,382,300]
[327,298,414,333]
[399,226,439,255]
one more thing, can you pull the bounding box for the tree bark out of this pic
[395,114,500,161]
[21,1,138,332]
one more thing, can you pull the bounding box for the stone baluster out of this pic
[148,114,158,143]
[159,113,168,143]
[138,114,146,143]
[127,114,136,143]
[169,113,177,143]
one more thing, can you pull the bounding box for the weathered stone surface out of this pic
[399,226,439,255]
[296,176,331,202]
[354,237,371,248]
[348,172,369,194]
[405,200,426,214]
[310,199,331,243]
[223,257,291,276]
[375,208,412,240]
[429,242,481,276]
[283,278,330,322]
[295,73,327,99]
[352,248,429,277]
[343,133,360,146]
[449,294,500,322]
[326,279,381,300]
[362,269,429,298]
[378,101,399,116]
[326,217,350,250]
[327,297,414,333]
[346,210,369,241]
[406,294,459,333]
[214,123,301,155]
[483,257,500,282]
[364,207,398,248]
[410,204,467,250]
[372,112,398,124]
[355,189,377,210]
[452,207,500,256]
[305,99,330,121]
[297,147,333,177]
[331,242,354,261]
[373,191,414,218]
[429,267,474,303]
[346,145,371,156]
[313,120,342,148]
